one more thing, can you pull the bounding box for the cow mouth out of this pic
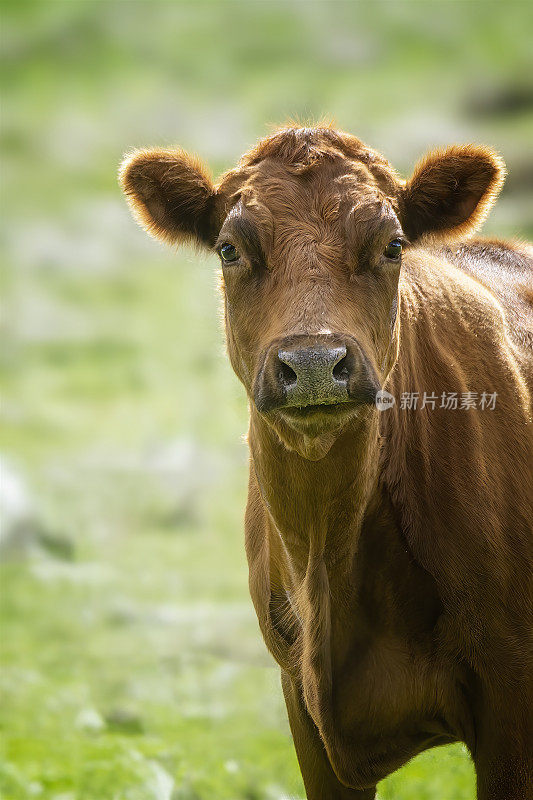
[277,400,362,432]
[282,401,355,418]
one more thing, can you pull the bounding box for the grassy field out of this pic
[1,2,531,798]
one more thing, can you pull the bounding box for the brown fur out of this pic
[119,147,218,246]
[120,125,533,799]
[400,145,506,242]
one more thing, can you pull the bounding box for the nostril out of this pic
[278,360,297,388]
[333,355,350,382]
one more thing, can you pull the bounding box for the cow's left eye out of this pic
[384,239,402,259]
[220,243,239,263]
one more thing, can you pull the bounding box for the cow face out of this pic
[214,153,402,455]
[120,126,505,457]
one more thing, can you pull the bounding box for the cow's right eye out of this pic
[220,243,239,263]
[384,239,402,259]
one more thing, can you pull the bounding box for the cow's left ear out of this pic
[119,147,218,248]
[399,145,506,242]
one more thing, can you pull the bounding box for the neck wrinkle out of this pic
[249,408,381,577]
[248,408,381,739]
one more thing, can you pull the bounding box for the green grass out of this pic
[2,1,531,797]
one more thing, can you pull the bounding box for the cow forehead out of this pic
[216,125,400,217]
[238,156,382,207]
[218,159,399,266]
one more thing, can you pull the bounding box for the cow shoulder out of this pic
[439,238,533,352]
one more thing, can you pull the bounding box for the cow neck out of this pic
[249,407,381,575]
[248,408,381,733]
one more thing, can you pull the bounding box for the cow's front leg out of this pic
[281,671,376,800]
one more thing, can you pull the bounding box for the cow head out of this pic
[120,126,505,458]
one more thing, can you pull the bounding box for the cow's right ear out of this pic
[119,148,217,247]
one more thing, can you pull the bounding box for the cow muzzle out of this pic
[253,334,380,416]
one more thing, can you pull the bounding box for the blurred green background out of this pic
[1,2,531,798]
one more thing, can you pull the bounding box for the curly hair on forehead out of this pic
[239,124,392,172]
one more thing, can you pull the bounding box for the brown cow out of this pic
[120,125,533,800]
